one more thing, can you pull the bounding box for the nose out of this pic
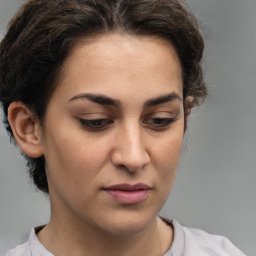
[111,123,150,172]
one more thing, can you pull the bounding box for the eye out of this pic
[143,112,177,130]
[79,118,113,131]
[145,118,174,127]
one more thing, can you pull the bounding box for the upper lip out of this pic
[103,183,151,191]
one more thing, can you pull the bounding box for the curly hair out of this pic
[0,0,207,193]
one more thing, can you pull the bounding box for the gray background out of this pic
[0,0,255,255]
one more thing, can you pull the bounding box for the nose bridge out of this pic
[113,120,150,171]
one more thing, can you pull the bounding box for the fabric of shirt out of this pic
[3,219,246,256]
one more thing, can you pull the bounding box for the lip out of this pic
[103,183,151,204]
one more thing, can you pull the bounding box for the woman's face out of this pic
[41,33,184,235]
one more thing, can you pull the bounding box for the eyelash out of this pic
[78,117,176,131]
[79,118,114,131]
[143,117,175,129]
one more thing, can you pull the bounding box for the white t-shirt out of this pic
[4,219,246,256]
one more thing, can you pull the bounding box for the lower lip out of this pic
[104,190,150,204]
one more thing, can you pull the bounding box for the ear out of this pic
[184,96,194,131]
[8,102,44,158]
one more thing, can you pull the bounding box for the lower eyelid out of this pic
[78,119,114,132]
[144,118,175,126]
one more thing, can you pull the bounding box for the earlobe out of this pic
[8,102,44,158]
[184,96,194,116]
[184,96,194,131]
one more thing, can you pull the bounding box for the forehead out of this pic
[65,33,182,73]
[55,33,183,101]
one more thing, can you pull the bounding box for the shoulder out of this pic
[3,241,30,256]
[3,226,53,256]
[163,218,247,256]
[182,225,246,255]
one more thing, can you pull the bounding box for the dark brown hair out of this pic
[0,0,207,193]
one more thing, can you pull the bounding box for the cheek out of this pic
[153,131,183,167]
[43,130,110,192]
[147,133,183,210]
[151,128,184,187]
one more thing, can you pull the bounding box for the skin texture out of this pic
[8,33,185,256]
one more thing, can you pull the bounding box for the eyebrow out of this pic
[143,92,182,107]
[69,93,121,107]
[69,92,181,108]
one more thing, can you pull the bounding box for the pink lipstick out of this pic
[103,183,151,204]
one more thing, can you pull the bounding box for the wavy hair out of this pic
[0,0,207,193]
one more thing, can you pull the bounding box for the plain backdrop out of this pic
[0,0,255,255]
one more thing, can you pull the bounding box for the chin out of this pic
[95,211,157,236]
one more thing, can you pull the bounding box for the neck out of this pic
[37,191,173,256]
[38,215,164,256]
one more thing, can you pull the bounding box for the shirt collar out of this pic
[29,226,54,256]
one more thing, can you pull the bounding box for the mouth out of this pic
[103,183,151,204]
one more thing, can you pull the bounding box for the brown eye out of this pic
[79,118,113,131]
[145,118,174,127]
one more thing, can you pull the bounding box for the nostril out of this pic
[118,164,129,171]
[111,130,150,172]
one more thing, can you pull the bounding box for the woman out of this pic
[0,0,246,255]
